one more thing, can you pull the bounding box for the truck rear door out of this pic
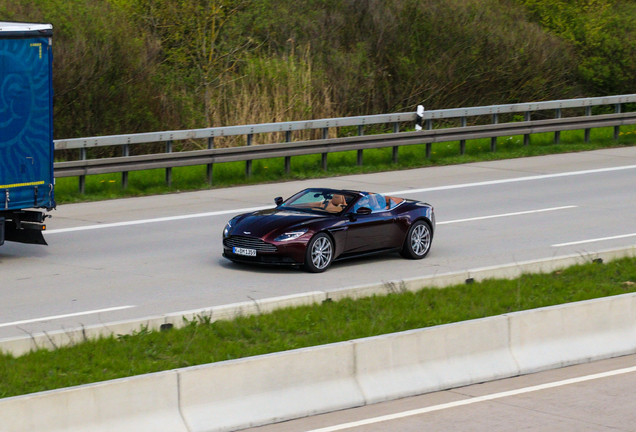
[1,26,54,211]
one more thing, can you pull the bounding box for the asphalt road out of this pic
[243,354,636,432]
[1,147,636,339]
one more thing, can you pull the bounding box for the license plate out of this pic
[233,247,256,257]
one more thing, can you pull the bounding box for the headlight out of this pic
[274,228,308,242]
[223,217,239,238]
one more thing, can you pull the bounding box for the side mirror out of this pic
[356,207,372,215]
[274,197,283,206]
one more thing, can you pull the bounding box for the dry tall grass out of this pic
[3,0,635,159]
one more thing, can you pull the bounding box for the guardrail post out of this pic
[524,111,531,146]
[285,131,292,175]
[584,106,592,143]
[207,137,214,185]
[555,108,562,144]
[122,144,129,189]
[165,140,173,186]
[321,127,328,171]
[460,117,467,155]
[425,119,432,158]
[392,122,399,163]
[357,125,364,166]
[614,103,621,140]
[491,113,498,152]
[79,148,86,194]
[246,134,253,178]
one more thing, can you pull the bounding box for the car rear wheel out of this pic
[303,233,334,273]
[400,220,432,259]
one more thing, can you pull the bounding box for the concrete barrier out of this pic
[0,371,186,432]
[2,292,636,432]
[509,293,636,374]
[353,315,519,404]
[178,342,364,432]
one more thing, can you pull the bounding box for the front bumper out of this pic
[222,250,300,266]
[222,235,309,266]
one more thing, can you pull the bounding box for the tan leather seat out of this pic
[331,194,345,206]
[324,194,346,213]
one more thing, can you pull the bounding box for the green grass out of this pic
[54,125,636,203]
[2,256,636,399]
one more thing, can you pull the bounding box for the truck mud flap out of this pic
[0,217,4,246]
[4,221,48,246]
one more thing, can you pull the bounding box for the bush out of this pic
[2,0,634,146]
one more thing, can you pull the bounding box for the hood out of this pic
[231,208,325,238]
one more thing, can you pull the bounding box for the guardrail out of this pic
[53,94,636,193]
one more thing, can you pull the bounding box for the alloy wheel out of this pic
[410,223,431,256]
[311,237,333,270]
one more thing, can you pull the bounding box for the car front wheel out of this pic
[303,233,334,273]
[400,220,432,259]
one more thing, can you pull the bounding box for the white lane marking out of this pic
[438,206,577,225]
[553,233,636,247]
[389,163,636,196]
[304,366,636,432]
[46,163,636,234]
[0,306,135,328]
[45,206,271,234]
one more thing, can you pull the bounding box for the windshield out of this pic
[281,190,355,215]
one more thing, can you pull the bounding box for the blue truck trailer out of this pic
[0,22,55,246]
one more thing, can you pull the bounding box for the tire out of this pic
[302,233,334,273]
[400,220,432,259]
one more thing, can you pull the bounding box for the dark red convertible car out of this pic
[222,188,435,272]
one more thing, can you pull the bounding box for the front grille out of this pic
[223,235,278,252]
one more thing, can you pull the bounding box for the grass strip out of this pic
[2,257,636,399]
[54,126,636,203]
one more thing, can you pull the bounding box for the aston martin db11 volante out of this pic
[222,188,435,272]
